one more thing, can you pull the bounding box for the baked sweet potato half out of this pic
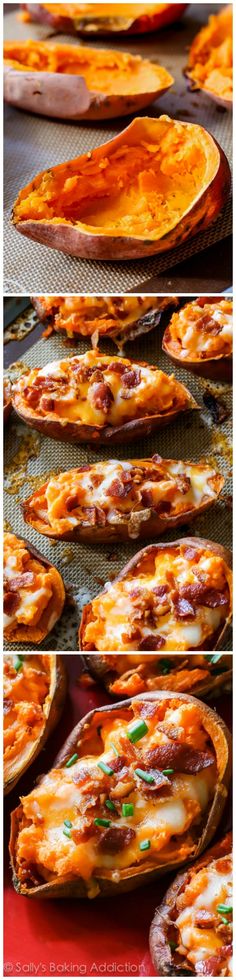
[12,350,198,446]
[22,457,224,543]
[4,532,65,644]
[80,537,232,652]
[4,653,66,794]
[31,295,177,349]
[4,379,12,424]
[4,40,173,121]
[12,115,231,261]
[150,831,232,976]
[185,5,232,110]
[9,690,231,898]
[21,4,188,36]
[162,297,233,382]
[83,653,232,699]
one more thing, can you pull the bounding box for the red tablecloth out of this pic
[4,656,232,977]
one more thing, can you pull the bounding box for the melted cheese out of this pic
[31,295,173,341]
[176,854,232,974]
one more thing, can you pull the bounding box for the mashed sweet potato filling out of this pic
[13,117,219,240]
[187,6,232,103]
[4,40,172,96]
[4,655,50,783]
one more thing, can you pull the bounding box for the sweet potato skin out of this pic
[4,537,65,644]
[22,4,188,36]
[9,690,232,898]
[12,118,231,261]
[149,832,232,976]
[83,653,232,700]
[22,466,224,543]
[162,325,232,383]
[31,296,177,348]
[79,537,232,652]
[4,654,67,795]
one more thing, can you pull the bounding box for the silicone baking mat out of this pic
[4,3,232,294]
[4,300,232,651]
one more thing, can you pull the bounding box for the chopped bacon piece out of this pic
[180,584,229,608]
[106,477,132,499]
[40,395,55,412]
[141,488,154,507]
[194,910,216,928]
[174,597,195,619]
[195,944,232,976]
[145,743,214,773]
[97,826,136,854]
[122,369,141,388]
[175,475,191,494]
[136,768,171,793]
[67,494,80,512]
[108,362,127,375]
[72,824,95,844]
[7,572,35,591]
[91,382,114,414]
[138,635,165,651]
[183,546,198,560]
[153,585,169,598]
[4,591,20,615]
[198,314,222,335]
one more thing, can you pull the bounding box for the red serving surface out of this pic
[4,655,232,977]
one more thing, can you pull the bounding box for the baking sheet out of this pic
[4,300,232,651]
[4,3,232,294]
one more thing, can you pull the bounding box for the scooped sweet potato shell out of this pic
[22,4,188,36]
[4,41,173,121]
[12,116,231,261]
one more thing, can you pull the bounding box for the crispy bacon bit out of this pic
[4,591,20,615]
[152,454,163,464]
[194,910,216,928]
[136,768,171,793]
[138,635,165,651]
[40,395,55,412]
[97,826,136,854]
[183,546,198,560]
[72,824,95,844]
[108,362,127,375]
[180,584,228,608]
[67,494,80,512]
[106,476,132,499]
[7,572,35,591]
[91,382,114,414]
[175,475,191,494]
[145,744,214,773]
[174,596,195,619]
[24,387,41,408]
[141,488,154,507]
[195,945,232,976]
[122,369,141,388]
[153,586,169,598]
[199,314,222,335]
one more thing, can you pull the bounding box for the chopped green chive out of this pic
[105,799,117,813]
[63,827,72,839]
[122,803,134,817]
[65,753,78,768]
[135,768,155,785]
[162,769,174,776]
[127,719,148,744]
[14,655,24,672]
[94,818,111,828]
[110,741,119,757]
[159,658,171,675]
[169,941,177,952]
[140,839,151,851]
[64,819,72,828]
[205,653,223,665]
[221,916,230,925]
[97,760,114,776]
[217,904,233,914]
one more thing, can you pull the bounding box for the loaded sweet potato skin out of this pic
[79,537,232,652]
[185,5,232,110]
[162,298,233,382]
[4,41,173,121]
[12,116,231,261]
[12,351,198,447]
[22,457,224,543]
[83,653,232,700]
[22,4,188,36]
[9,691,232,898]
[31,295,177,348]
[3,532,65,644]
[4,653,66,794]
[149,832,232,976]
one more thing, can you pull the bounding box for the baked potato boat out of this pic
[83,654,232,699]
[11,350,198,446]
[4,41,173,121]
[12,116,231,261]
[22,4,188,36]
[80,537,232,652]
[31,295,177,349]
[22,457,224,543]
[4,379,12,424]
[150,831,232,976]
[9,690,231,898]
[162,297,233,382]
[185,5,232,110]
[4,532,65,644]
[4,653,66,795]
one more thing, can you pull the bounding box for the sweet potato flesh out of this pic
[187,6,232,103]
[4,654,50,784]
[4,40,172,96]
[13,117,219,240]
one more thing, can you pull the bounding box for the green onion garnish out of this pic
[105,799,117,813]
[140,839,151,851]
[110,741,119,757]
[14,655,24,672]
[65,753,78,768]
[169,941,177,952]
[122,803,134,817]
[63,828,71,839]
[64,819,72,828]
[135,768,155,785]
[162,769,174,776]
[221,916,230,925]
[205,654,223,665]
[97,760,114,776]
[94,818,111,828]
[127,719,148,744]
[217,904,233,914]
[159,658,171,675]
